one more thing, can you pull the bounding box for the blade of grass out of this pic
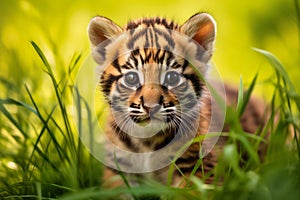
[0,98,38,115]
[26,105,59,177]
[68,53,82,79]
[238,73,258,118]
[57,53,82,98]
[81,95,97,187]
[113,150,131,189]
[254,48,300,156]
[73,86,96,187]
[236,75,244,115]
[113,150,139,200]
[30,41,53,76]
[31,41,76,153]
[36,182,42,200]
[253,48,295,92]
[232,132,260,165]
[0,100,29,139]
[24,85,70,162]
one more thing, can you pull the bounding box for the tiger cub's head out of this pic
[88,13,216,139]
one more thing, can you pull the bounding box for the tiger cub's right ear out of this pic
[88,16,123,48]
[180,13,216,62]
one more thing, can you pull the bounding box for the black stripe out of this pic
[129,28,135,35]
[177,160,215,174]
[166,52,175,67]
[142,130,174,149]
[177,166,196,174]
[182,60,189,72]
[144,29,150,48]
[144,49,152,63]
[129,50,139,69]
[115,82,132,94]
[156,50,166,64]
[132,48,140,55]
[176,154,199,165]
[96,38,111,60]
[125,61,135,69]
[155,17,161,25]
[163,45,171,52]
[170,60,179,68]
[182,93,197,108]
[139,54,145,65]
[127,29,148,49]
[110,120,139,152]
[126,18,178,30]
[173,63,182,69]
[111,96,123,112]
[111,94,128,102]
[154,31,161,49]
[121,63,133,69]
[100,73,122,97]
[154,49,161,61]
[153,130,175,150]
[183,73,203,97]
[161,18,169,30]
[111,51,121,73]
[153,27,175,48]
[149,28,154,47]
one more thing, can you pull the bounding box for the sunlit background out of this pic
[0,1,300,199]
[0,0,299,98]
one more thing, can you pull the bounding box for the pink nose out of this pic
[139,83,163,113]
[142,103,161,114]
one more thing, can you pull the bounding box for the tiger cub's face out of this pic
[88,13,216,139]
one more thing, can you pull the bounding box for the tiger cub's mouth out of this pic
[129,103,176,126]
[132,115,151,125]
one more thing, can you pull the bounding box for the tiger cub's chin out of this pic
[88,12,266,186]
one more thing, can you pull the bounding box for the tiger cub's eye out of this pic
[124,72,140,87]
[164,71,181,87]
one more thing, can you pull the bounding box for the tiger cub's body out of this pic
[88,13,265,186]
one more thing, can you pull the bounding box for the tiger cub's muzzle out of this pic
[128,83,178,124]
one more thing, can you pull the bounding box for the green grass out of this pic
[0,41,300,200]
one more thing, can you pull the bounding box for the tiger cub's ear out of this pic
[88,16,123,48]
[180,13,216,58]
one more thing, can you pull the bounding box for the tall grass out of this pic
[0,40,299,200]
[0,42,103,199]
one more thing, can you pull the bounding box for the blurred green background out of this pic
[0,1,299,198]
[0,0,299,99]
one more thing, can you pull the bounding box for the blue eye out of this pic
[124,72,140,87]
[164,71,181,87]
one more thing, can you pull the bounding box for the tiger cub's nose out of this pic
[142,103,161,114]
[140,84,163,114]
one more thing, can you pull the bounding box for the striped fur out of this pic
[88,13,266,187]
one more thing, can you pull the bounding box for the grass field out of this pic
[1,0,300,199]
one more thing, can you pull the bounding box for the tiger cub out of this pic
[88,13,265,186]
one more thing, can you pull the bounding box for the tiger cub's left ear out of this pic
[88,16,123,48]
[180,13,216,57]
